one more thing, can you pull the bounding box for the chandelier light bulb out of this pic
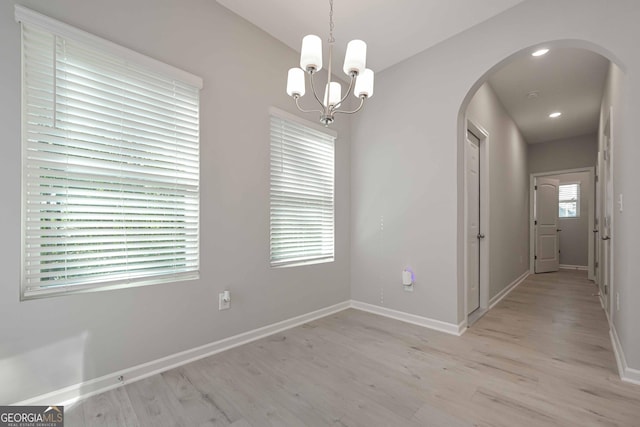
[324,82,342,107]
[354,68,374,98]
[343,40,367,76]
[300,35,323,72]
[286,68,306,97]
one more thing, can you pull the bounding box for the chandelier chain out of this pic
[328,0,335,44]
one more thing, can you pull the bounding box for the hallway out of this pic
[459,269,640,425]
[65,271,640,426]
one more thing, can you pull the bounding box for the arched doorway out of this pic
[457,40,624,327]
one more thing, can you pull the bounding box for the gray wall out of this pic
[546,172,591,267]
[600,62,635,366]
[528,134,598,174]
[350,0,640,371]
[0,0,352,404]
[466,83,529,299]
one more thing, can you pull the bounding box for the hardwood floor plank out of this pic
[412,401,475,427]
[62,401,87,427]
[161,366,236,426]
[126,375,191,427]
[79,387,140,427]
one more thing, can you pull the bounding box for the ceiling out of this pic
[488,48,610,144]
[217,1,610,145]
[216,0,526,72]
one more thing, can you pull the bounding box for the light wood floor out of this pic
[65,270,640,426]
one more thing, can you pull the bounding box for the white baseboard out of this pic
[489,271,529,310]
[13,295,528,406]
[13,300,351,406]
[559,264,588,271]
[350,300,465,336]
[610,325,640,386]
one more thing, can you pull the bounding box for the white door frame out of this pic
[529,167,595,278]
[599,106,615,316]
[464,119,490,325]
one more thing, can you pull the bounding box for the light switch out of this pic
[618,193,623,213]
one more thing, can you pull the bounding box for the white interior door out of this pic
[595,152,603,286]
[466,130,481,314]
[535,177,560,273]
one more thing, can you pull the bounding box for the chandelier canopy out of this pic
[286,0,374,126]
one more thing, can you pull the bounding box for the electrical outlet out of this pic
[219,291,230,310]
[617,292,620,311]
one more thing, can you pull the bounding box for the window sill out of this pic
[271,258,335,269]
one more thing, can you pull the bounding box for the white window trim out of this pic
[268,107,337,138]
[18,6,202,299]
[559,181,581,219]
[269,107,336,268]
[15,5,203,89]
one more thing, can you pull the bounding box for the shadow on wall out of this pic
[1,331,89,405]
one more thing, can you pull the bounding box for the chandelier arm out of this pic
[333,97,366,115]
[335,74,356,107]
[294,96,324,114]
[308,72,326,109]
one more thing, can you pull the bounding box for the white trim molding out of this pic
[610,325,640,386]
[14,5,203,88]
[13,301,351,406]
[350,300,466,336]
[489,271,529,309]
[559,264,588,271]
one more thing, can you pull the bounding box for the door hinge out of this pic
[535,220,538,225]
[535,185,538,190]
[604,284,608,295]
[595,261,599,268]
[534,255,537,260]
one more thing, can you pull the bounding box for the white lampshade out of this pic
[286,68,306,97]
[343,40,367,76]
[300,35,323,72]
[323,82,342,107]
[354,68,374,98]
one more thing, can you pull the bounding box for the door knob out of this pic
[477,233,485,239]
[593,229,599,233]
[557,229,562,232]
[602,236,611,241]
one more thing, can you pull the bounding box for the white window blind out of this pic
[18,7,202,298]
[270,114,335,267]
[559,183,580,218]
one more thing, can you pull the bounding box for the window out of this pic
[559,183,580,218]
[18,7,203,299]
[269,110,335,267]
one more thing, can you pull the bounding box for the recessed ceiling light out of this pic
[532,48,549,57]
[549,112,562,118]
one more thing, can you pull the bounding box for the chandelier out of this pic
[286,0,374,126]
